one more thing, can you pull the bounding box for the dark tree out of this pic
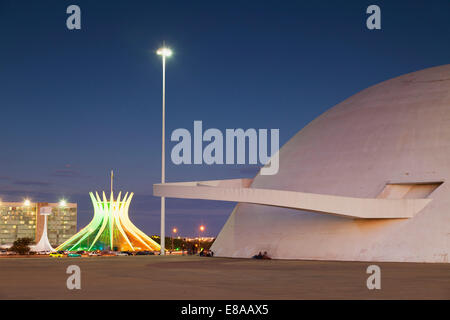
[10,237,34,255]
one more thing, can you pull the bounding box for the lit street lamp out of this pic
[59,199,67,207]
[198,225,205,252]
[156,45,172,256]
[172,227,177,253]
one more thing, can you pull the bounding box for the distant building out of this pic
[0,201,77,246]
[184,237,215,242]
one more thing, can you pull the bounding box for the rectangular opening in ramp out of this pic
[377,181,443,199]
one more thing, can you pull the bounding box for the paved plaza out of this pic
[0,256,448,299]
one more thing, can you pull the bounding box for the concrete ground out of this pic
[0,256,448,299]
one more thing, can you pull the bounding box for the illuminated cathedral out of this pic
[57,173,160,252]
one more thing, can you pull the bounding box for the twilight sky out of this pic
[0,0,449,236]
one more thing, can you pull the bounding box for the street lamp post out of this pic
[58,199,66,246]
[199,225,205,253]
[157,46,172,256]
[172,227,177,253]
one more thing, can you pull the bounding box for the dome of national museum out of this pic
[252,64,450,197]
[212,64,450,262]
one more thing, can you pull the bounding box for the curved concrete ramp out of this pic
[153,179,431,219]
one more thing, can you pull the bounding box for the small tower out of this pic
[32,206,55,252]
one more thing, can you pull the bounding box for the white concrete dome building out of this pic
[155,64,450,263]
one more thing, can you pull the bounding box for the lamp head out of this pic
[157,47,173,57]
[40,206,52,216]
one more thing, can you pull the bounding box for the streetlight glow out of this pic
[24,199,31,206]
[172,227,178,234]
[157,47,173,57]
[199,225,205,232]
[59,199,67,207]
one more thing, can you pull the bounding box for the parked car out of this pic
[101,250,115,256]
[115,252,128,256]
[49,252,64,258]
[136,251,154,255]
[88,251,101,256]
[68,253,81,257]
[0,250,8,255]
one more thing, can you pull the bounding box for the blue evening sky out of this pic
[0,0,449,236]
